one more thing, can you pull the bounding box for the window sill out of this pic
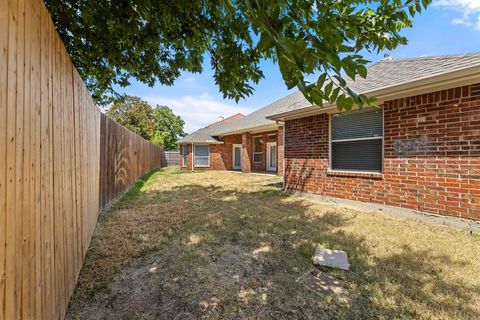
[327,170,383,179]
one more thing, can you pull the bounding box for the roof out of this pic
[268,52,480,119]
[179,52,480,143]
[205,113,245,128]
[213,91,306,135]
[177,92,305,143]
[177,113,245,144]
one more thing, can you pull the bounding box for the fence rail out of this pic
[0,1,162,319]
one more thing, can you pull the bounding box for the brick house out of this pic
[177,93,306,175]
[178,53,480,220]
[267,53,480,220]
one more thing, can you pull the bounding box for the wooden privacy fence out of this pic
[0,0,162,319]
[162,151,181,167]
[100,114,163,209]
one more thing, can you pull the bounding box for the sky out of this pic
[117,0,480,133]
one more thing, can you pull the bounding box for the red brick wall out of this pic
[180,129,284,176]
[242,132,252,173]
[284,83,480,220]
[277,126,284,176]
[210,134,242,170]
[179,134,242,171]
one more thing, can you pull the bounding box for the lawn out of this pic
[67,168,480,320]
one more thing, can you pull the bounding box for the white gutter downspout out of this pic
[276,121,286,190]
[191,143,194,172]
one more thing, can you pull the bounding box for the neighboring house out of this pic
[178,53,480,220]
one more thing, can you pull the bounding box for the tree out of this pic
[106,95,156,140]
[107,95,186,148]
[44,0,431,110]
[152,106,187,150]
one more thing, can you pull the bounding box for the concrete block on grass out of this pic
[313,248,349,270]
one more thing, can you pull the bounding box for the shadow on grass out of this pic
[69,175,480,320]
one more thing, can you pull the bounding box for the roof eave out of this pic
[216,123,280,136]
[176,140,224,145]
[268,65,480,121]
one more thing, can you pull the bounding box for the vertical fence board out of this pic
[22,0,32,318]
[5,0,18,318]
[0,0,8,317]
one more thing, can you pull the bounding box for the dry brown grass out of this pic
[67,168,480,320]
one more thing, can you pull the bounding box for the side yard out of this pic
[68,168,480,319]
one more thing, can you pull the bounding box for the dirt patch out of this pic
[69,246,269,319]
[297,269,350,302]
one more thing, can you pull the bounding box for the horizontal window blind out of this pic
[332,108,383,140]
[331,108,383,172]
[194,145,210,167]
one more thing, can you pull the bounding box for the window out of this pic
[253,136,263,163]
[181,145,187,167]
[330,108,383,172]
[194,145,210,167]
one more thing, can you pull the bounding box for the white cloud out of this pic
[434,0,480,30]
[145,93,256,133]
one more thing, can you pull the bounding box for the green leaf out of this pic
[256,32,274,51]
[316,73,327,89]
[324,81,333,97]
[357,65,368,78]
[330,87,341,103]
[309,88,324,107]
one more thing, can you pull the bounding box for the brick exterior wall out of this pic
[277,126,284,176]
[210,134,242,170]
[179,129,284,175]
[242,132,252,173]
[284,83,480,220]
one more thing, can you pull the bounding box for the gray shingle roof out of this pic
[179,52,480,143]
[213,91,305,135]
[269,52,480,117]
[177,115,244,144]
[178,91,305,143]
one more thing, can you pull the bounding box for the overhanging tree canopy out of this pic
[44,0,430,109]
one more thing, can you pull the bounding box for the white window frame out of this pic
[252,136,263,163]
[232,144,242,170]
[194,144,210,168]
[329,108,384,173]
[181,145,187,167]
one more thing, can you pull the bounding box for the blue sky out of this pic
[117,0,480,133]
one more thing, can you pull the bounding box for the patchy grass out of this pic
[68,168,480,320]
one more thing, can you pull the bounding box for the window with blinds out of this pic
[194,145,210,167]
[330,108,383,172]
[253,136,263,163]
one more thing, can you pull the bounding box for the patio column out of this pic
[241,132,252,173]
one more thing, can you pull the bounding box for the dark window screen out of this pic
[331,139,382,171]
